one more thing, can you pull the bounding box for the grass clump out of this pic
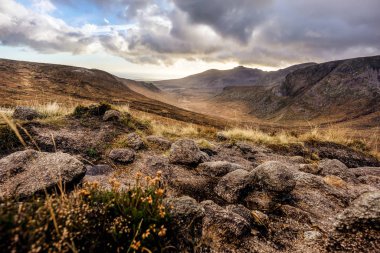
[0,173,172,253]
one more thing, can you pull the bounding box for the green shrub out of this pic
[0,173,172,252]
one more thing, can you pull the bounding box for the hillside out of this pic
[214,55,380,123]
[0,58,225,127]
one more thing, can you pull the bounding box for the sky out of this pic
[0,0,380,80]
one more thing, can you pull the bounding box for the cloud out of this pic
[1,0,380,68]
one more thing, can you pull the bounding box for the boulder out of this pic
[146,135,172,150]
[0,150,85,199]
[200,200,250,243]
[197,161,245,177]
[125,133,145,150]
[12,106,40,120]
[252,161,296,192]
[165,196,205,252]
[226,204,255,225]
[108,148,135,164]
[169,139,203,166]
[102,110,121,121]
[318,159,355,181]
[328,191,380,252]
[214,169,254,203]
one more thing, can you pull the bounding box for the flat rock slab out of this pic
[0,149,85,199]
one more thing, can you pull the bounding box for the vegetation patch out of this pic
[72,102,112,118]
[0,174,172,252]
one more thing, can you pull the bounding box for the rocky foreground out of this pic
[0,106,379,252]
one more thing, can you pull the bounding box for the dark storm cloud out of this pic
[1,0,380,67]
[173,0,272,43]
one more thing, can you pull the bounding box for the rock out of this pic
[12,106,40,120]
[251,161,296,192]
[306,141,380,168]
[318,159,355,181]
[304,230,322,241]
[169,139,203,166]
[165,196,205,251]
[0,150,85,199]
[350,167,380,177]
[199,151,210,163]
[170,167,213,200]
[244,191,273,211]
[328,191,380,252]
[197,161,245,177]
[214,169,254,203]
[299,163,321,174]
[358,175,380,189]
[146,135,172,150]
[226,204,255,225]
[85,164,113,176]
[235,142,258,161]
[102,110,121,121]
[200,200,250,243]
[108,148,135,164]
[125,133,145,150]
[251,210,269,227]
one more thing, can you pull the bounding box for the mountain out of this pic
[154,63,315,97]
[0,58,225,127]
[215,55,380,123]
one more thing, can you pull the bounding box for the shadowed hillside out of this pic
[0,58,226,127]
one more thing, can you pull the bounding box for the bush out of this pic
[0,173,172,252]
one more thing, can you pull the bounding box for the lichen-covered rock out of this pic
[12,106,41,120]
[318,159,355,180]
[102,110,121,121]
[125,133,145,150]
[328,191,380,252]
[214,169,254,203]
[226,204,255,225]
[252,161,296,192]
[197,161,245,177]
[200,200,250,246]
[169,139,203,166]
[165,196,205,251]
[146,135,172,150]
[108,148,135,164]
[0,150,85,199]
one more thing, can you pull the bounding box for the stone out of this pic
[197,161,245,177]
[146,135,172,150]
[214,169,254,203]
[201,200,250,241]
[251,161,296,192]
[165,196,205,251]
[125,133,145,150]
[169,139,203,166]
[108,148,135,164]
[0,150,85,199]
[12,106,41,120]
[102,109,121,121]
[226,204,255,225]
[318,159,355,181]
